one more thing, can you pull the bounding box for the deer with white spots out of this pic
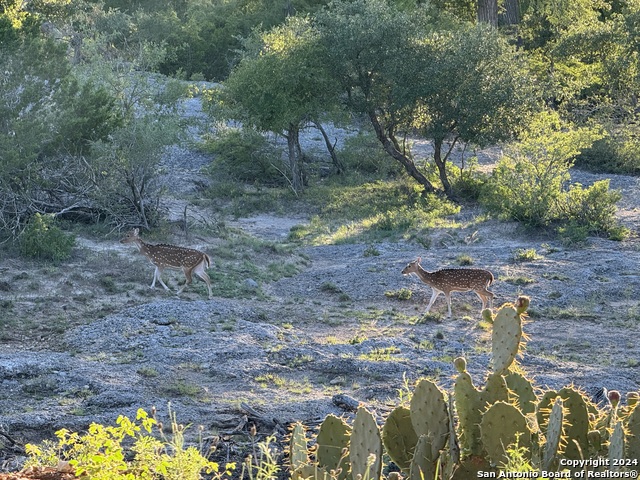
[401,257,494,317]
[120,228,212,299]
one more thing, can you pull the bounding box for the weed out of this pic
[385,288,413,300]
[162,380,205,399]
[137,367,159,378]
[513,248,540,262]
[359,346,403,362]
[320,282,343,294]
[363,244,381,257]
[456,254,474,266]
[503,276,536,286]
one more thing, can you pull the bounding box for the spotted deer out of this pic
[401,257,494,317]
[120,228,212,299]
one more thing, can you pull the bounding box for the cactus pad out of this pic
[557,387,590,461]
[454,367,484,457]
[409,435,436,480]
[542,397,564,471]
[410,378,449,458]
[350,407,383,480]
[289,422,309,471]
[382,406,418,472]
[504,370,537,415]
[480,401,532,467]
[491,305,523,374]
[609,421,625,471]
[316,414,351,480]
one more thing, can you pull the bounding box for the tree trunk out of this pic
[311,120,344,174]
[433,137,452,197]
[477,0,498,26]
[367,111,437,194]
[500,0,520,25]
[286,124,305,194]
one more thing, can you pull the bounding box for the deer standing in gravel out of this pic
[401,257,494,317]
[120,228,213,299]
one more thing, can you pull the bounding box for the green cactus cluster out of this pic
[287,297,640,479]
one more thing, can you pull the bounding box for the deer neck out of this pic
[134,238,152,255]
[415,264,434,281]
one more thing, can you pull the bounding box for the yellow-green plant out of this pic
[24,408,235,480]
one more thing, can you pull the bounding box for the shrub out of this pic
[203,129,286,186]
[24,408,234,480]
[558,180,626,240]
[481,111,614,234]
[19,214,75,262]
[338,132,402,177]
[575,125,640,175]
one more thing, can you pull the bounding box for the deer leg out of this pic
[177,267,194,295]
[445,292,452,317]
[193,263,213,299]
[425,289,442,313]
[476,289,494,310]
[152,267,171,291]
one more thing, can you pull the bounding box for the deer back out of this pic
[428,268,494,291]
[141,243,207,269]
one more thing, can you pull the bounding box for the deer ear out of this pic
[416,256,421,263]
[133,228,139,235]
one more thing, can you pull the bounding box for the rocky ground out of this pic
[0,88,639,478]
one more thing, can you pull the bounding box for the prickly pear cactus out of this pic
[504,370,537,415]
[542,397,564,471]
[625,403,640,472]
[289,422,309,471]
[480,401,532,467]
[491,304,524,374]
[481,372,509,407]
[382,406,418,472]
[609,421,625,471]
[350,407,383,480]
[410,378,449,459]
[557,387,590,461]
[408,435,436,480]
[453,357,484,457]
[317,414,351,480]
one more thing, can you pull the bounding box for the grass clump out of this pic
[385,288,413,300]
[513,248,540,262]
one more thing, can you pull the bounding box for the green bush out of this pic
[557,180,630,242]
[19,214,75,262]
[24,408,235,480]
[203,129,286,186]
[481,111,613,233]
[575,125,640,175]
[338,132,403,177]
